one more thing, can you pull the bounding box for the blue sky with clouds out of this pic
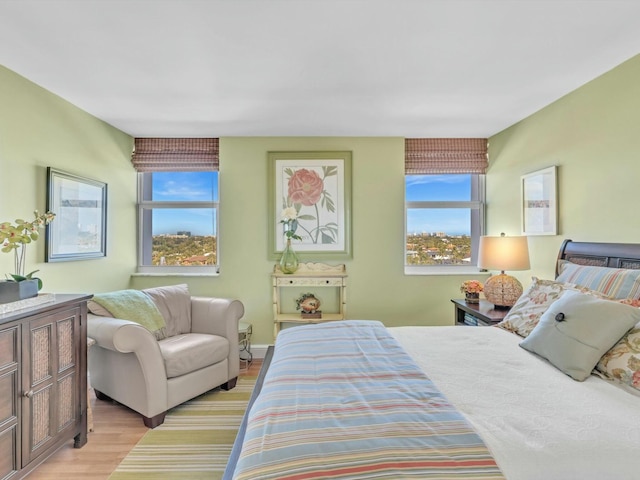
[151,172,217,236]
[406,175,471,236]
[150,172,471,237]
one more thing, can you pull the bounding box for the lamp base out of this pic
[484,273,523,308]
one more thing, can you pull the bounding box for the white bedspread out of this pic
[389,326,640,480]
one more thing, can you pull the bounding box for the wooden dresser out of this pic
[0,293,91,479]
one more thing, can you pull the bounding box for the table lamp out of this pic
[478,233,530,308]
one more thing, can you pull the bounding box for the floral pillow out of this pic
[596,299,640,392]
[496,277,565,337]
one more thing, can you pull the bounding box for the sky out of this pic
[149,172,471,237]
[405,175,471,236]
[151,172,217,236]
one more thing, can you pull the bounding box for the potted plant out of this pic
[460,280,484,304]
[0,210,55,304]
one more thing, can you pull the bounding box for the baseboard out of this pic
[248,344,273,360]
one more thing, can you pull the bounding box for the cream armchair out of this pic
[87,284,244,428]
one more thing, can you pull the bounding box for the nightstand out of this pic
[451,299,510,326]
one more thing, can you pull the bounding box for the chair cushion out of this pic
[158,333,230,378]
[143,284,192,339]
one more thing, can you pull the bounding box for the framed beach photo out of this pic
[521,166,557,236]
[268,151,352,259]
[46,168,108,261]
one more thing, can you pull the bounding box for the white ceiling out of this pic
[1,0,639,138]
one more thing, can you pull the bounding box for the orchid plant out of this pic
[0,210,56,288]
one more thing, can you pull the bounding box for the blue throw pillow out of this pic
[520,290,640,381]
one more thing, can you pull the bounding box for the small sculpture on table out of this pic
[296,292,322,319]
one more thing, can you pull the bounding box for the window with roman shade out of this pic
[133,138,220,274]
[404,138,487,273]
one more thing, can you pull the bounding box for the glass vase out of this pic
[279,239,299,274]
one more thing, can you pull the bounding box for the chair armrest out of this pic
[87,314,166,376]
[87,314,168,415]
[88,314,160,352]
[191,297,244,381]
[190,297,244,340]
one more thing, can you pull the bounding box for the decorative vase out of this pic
[465,292,480,304]
[0,279,39,304]
[279,239,299,274]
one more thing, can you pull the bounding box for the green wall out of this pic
[487,54,640,285]
[131,137,465,344]
[2,66,463,347]
[0,66,136,293]
[5,52,639,347]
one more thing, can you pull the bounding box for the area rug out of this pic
[108,375,256,480]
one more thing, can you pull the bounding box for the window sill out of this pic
[131,272,219,278]
[404,265,491,276]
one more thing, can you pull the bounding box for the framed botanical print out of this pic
[268,151,352,259]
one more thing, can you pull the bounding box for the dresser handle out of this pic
[24,390,34,398]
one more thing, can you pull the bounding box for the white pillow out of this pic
[520,290,640,381]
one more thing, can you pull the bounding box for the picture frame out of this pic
[46,167,108,262]
[268,151,352,259]
[521,165,557,236]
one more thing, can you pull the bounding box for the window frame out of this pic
[136,172,219,275]
[404,174,485,275]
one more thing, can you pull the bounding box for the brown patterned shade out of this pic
[131,138,219,172]
[405,138,488,174]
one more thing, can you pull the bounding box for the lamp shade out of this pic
[478,234,530,272]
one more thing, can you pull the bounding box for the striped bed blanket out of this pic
[232,320,504,479]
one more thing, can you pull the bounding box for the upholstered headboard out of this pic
[556,239,640,277]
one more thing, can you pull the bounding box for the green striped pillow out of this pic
[556,261,640,299]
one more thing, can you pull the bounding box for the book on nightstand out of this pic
[463,313,480,326]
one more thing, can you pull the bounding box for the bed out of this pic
[224,240,640,479]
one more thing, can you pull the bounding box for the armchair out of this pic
[86,284,244,428]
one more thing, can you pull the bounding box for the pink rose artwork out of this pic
[283,165,338,245]
[287,169,324,206]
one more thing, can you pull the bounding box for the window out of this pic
[405,174,484,271]
[137,171,218,274]
[404,138,487,274]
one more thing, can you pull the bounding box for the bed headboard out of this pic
[556,239,640,277]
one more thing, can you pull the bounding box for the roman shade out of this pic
[131,138,219,172]
[405,138,488,174]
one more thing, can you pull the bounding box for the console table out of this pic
[272,263,347,338]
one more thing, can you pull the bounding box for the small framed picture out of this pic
[521,166,557,236]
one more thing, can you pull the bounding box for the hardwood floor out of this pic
[27,360,263,479]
